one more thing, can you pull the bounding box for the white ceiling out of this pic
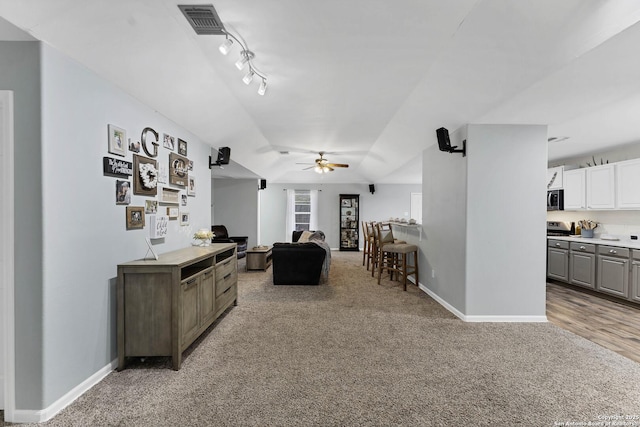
[2,0,640,184]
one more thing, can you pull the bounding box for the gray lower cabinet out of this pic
[547,240,569,282]
[569,242,596,289]
[597,245,630,298]
[631,250,640,303]
[117,244,238,370]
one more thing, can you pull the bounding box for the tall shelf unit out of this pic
[339,194,359,251]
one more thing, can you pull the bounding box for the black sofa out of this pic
[211,225,248,259]
[272,242,326,285]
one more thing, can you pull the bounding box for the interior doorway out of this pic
[1,90,15,419]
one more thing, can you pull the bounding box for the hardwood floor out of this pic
[547,281,640,364]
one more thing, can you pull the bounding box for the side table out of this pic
[246,246,273,271]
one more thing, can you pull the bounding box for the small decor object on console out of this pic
[194,228,214,246]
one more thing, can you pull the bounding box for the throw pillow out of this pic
[298,230,314,242]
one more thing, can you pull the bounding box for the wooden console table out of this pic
[117,244,237,370]
[246,246,273,271]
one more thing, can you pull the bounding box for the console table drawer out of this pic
[216,283,237,312]
[216,270,237,297]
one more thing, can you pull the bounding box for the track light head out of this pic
[235,51,253,70]
[219,38,233,55]
[242,70,254,85]
[258,79,267,96]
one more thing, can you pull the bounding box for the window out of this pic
[286,189,319,240]
[294,190,311,231]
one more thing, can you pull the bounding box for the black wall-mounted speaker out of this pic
[369,184,375,194]
[436,127,452,152]
[216,147,231,165]
[260,179,267,190]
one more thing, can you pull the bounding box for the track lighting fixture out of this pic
[242,70,254,85]
[218,37,233,55]
[258,79,267,96]
[179,4,268,95]
[217,28,268,95]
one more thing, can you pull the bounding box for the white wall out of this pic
[212,178,259,247]
[257,183,421,248]
[421,130,468,313]
[0,40,214,416]
[417,125,547,320]
[38,44,213,409]
[0,40,44,411]
[465,124,547,318]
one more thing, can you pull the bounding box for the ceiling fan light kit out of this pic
[179,4,268,96]
[299,152,350,174]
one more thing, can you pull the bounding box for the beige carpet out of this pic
[8,251,640,426]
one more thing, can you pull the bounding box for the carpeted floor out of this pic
[7,251,640,426]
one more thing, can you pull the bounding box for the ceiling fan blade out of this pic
[326,163,349,168]
[327,166,335,171]
[295,162,315,165]
[302,166,315,170]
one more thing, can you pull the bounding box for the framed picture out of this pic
[128,139,140,153]
[169,153,188,187]
[180,211,190,225]
[187,175,196,196]
[181,193,187,206]
[149,215,169,239]
[133,154,158,197]
[341,199,352,208]
[178,138,187,156]
[157,162,168,184]
[159,186,180,204]
[116,180,131,205]
[167,206,179,219]
[188,160,194,171]
[163,133,175,151]
[126,206,145,230]
[108,124,127,157]
[145,200,158,214]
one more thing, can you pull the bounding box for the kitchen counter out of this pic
[547,235,640,250]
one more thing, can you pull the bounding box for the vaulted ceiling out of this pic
[2,0,640,183]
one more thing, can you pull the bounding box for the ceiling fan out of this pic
[297,152,349,174]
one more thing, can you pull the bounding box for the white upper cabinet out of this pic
[616,158,640,209]
[586,164,615,209]
[563,168,586,210]
[547,166,564,189]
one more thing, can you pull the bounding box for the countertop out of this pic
[547,235,640,250]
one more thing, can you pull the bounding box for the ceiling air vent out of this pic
[178,4,225,35]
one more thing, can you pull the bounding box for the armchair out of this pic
[211,225,248,259]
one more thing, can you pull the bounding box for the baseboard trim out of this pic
[417,282,466,320]
[9,359,117,423]
[416,281,547,323]
[463,315,548,323]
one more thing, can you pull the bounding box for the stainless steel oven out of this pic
[547,189,564,211]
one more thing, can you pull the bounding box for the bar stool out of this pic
[371,222,405,277]
[375,222,418,291]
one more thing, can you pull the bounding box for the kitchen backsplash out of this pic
[547,210,640,238]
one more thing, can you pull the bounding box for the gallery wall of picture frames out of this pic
[104,123,201,238]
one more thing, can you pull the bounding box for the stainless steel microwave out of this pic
[547,189,564,211]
